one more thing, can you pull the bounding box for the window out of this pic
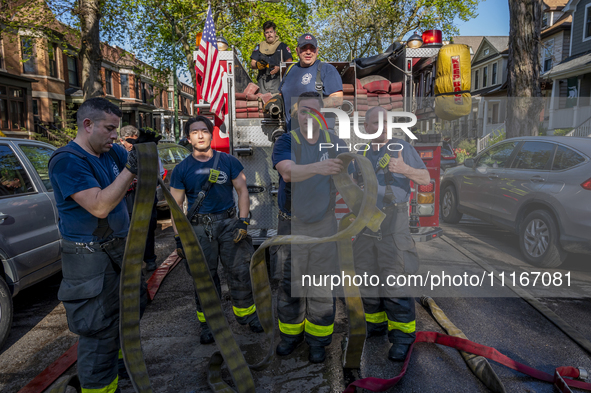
[21,37,36,74]
[0,37,5,69]
[120,74,129,97]
[552,145,586,170]
[585,3,591,40]
[52,100,61,122]
[542,12,549,28]
[543,39,554,72]
[105,70,112,95]
[0,144,34,197]
[142,82,147,103]
[67,56,79,87]
[477,142,518,169]
[10,100,25,130]
[492,63,498,85]
[32,99,39,116]
[483,66,488,88]
[20,144,55,191]
[48,44,57,78]
[474,70,479,90]
[168,91,173,108]
[0,98,6,129]
[512,141,555,170]
[135,77,141,99]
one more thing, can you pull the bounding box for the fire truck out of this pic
[194,29,451,245]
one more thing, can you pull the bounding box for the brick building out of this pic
[0,2,194,140]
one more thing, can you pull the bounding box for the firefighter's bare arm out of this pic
[388,155,430,185]
[276,158,344,183]
[250,59,258,69]
[169,187,186,235]
[70,168,135,219]
[324,91,344,108]
[232,171,250,218]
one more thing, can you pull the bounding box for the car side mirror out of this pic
[464,158,475,168]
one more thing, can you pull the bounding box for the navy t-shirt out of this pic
[170,151,244,214]
[272,128,348,223]
[250,42,292,80]
[279,60,343,130]
[351,138,427,207]
[49,142,129,242]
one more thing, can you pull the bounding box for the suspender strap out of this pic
[315,61,323,94]
[186,150,221,220]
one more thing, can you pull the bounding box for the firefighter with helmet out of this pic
[349,106,430,361]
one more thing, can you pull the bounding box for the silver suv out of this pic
[0,138,61,348]
[440,136,591,268]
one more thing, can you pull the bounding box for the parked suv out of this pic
[0,138,61,348]
[440,136,591,268]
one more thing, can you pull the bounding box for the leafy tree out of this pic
[506,0,543,137]
[310,0,479,61]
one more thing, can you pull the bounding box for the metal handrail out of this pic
[566,115,591,137]
[477,122,505,153]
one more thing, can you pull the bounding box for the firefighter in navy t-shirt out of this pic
[272,92,348,364]
[170,116,263,345]
[350,106,430,361]
[279,33,343,131]
[250,21,293,94]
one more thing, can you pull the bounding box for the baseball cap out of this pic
[297,33,318,48]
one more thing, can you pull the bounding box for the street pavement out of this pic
[1,214,590,393]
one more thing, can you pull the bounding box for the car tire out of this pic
[441,185,463,224]
[519,210,567,268]
[0,276,13,349]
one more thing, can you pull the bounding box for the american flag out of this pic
[195,6,227,127]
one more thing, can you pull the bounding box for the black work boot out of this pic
[200,323,215,345]
[388,343,411,361]
[308,346,326,363]
[276,335,304,356]
[249,314,264,333]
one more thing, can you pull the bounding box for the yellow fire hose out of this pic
[420,296,506,393]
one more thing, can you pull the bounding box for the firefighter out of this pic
[279,33,343,131]
[250,21,293,94]
[48,97,156,393]
[350,106,430,361]
[272,92,348,363]
[119,125,161,271]
[170,116,263,344]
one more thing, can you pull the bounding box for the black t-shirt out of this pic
[250,42,292,80]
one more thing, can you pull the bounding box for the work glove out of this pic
[175,234,186,259]
[256,61,268,70]
[126,128,162,146]
[233,217,250,243]
[125,148,139,175]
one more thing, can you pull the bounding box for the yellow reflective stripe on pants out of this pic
[278,319,305,335]
[233,304,256,318]
[81,376,118,393]
[365,311,387,324]
[118,349,123,360]
[196,310,206,323]
[388,319,416,334]
[304,319,334,337]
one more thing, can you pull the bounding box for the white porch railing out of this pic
[477,122,505,153]
[566,115,591,137]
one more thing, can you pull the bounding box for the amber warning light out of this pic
[422,29,442,46]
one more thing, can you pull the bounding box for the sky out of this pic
[455,0,510,37]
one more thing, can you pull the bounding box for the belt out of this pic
[191,207,236,224]
[383,201,408,211]
[278,210,292,221]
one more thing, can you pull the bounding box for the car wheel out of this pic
[519,210,567,268]
[441,185,463,224]
[0,276,13,349]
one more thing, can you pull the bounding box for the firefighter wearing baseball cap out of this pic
[350,106,430,361]
[279,33,343,131]
[169,116,263,345]
[250,21,293,94]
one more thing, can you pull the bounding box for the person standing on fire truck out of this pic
[250,21,293,94]
[272,92,348,363]
[48,97,157,393]
[170,116,263,345]
[350,106,430,361]
[279,33,343,131]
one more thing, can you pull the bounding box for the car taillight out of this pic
[582,177,591,190]
[162,169,168,180]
